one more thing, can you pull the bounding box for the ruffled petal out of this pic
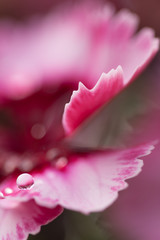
[63,66,124,135]
[0,6,158,99]
[85,8,159,86]
[14,144,153,214]
[0,200,62,240]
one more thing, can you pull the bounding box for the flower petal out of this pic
[123,27,159,84]
[25,144,153,214]
[86,8,159,86]
[63,66,124,135]
[0,6,158,99]
[0,11,89,99]
[0,200,62,240]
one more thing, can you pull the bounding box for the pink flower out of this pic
[0,4,158,240]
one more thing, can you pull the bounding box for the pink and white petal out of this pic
[0,200,62,240]
[0,6,158,100]
[63,66,124,135]
[86,8,159,86]
[85,8,139,83]
[26,144,154,214]
[122,27,159,84]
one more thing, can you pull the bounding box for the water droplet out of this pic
[0,192,4,199]
[31,123,46,139]
[4,188,13,195]
[55,157,68,170]
[16,173,34,190]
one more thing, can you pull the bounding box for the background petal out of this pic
[0,5,158,99]
[85,8,159,86]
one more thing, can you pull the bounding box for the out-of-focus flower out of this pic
[0,4,158,240]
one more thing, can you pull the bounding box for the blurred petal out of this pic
[85,8,159,85]
[0,6,158,99]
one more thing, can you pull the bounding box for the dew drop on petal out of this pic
[55,157,68,170]
[0,192,4,199]
[16,173,34,190]
[31,123,46,139]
